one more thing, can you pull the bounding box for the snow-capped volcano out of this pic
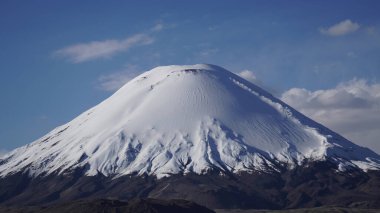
[1,64,379,178]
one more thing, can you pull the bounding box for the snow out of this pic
[1,64,379,178]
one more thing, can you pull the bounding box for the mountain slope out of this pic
[1,64,379,178]
[0,198,215,213]
[1,162,380,209]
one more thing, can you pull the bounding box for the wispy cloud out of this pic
[54,34,154,63]
[151,23,164,32]
[97,65,139,91]
[281,79,380,154]
[320,19,360,36]
[237,70,257,83]
[236,69,278,95]
[199,48,219,57]
[0,149,9,158]
[152,20,177,31]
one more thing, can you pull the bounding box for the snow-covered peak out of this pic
[1,64,379,178]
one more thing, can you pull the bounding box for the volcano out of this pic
[1,64,380,210]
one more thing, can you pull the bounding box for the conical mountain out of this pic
[1,64,379,178]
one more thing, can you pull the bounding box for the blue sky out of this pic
[1,0,380,153]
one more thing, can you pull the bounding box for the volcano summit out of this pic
[1,64,380,210]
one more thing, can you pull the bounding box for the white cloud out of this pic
[281,79,380,154]
[320,19,360,36]
[237,70,257,83]
[97,65,139,92]
[54,34,154,63]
